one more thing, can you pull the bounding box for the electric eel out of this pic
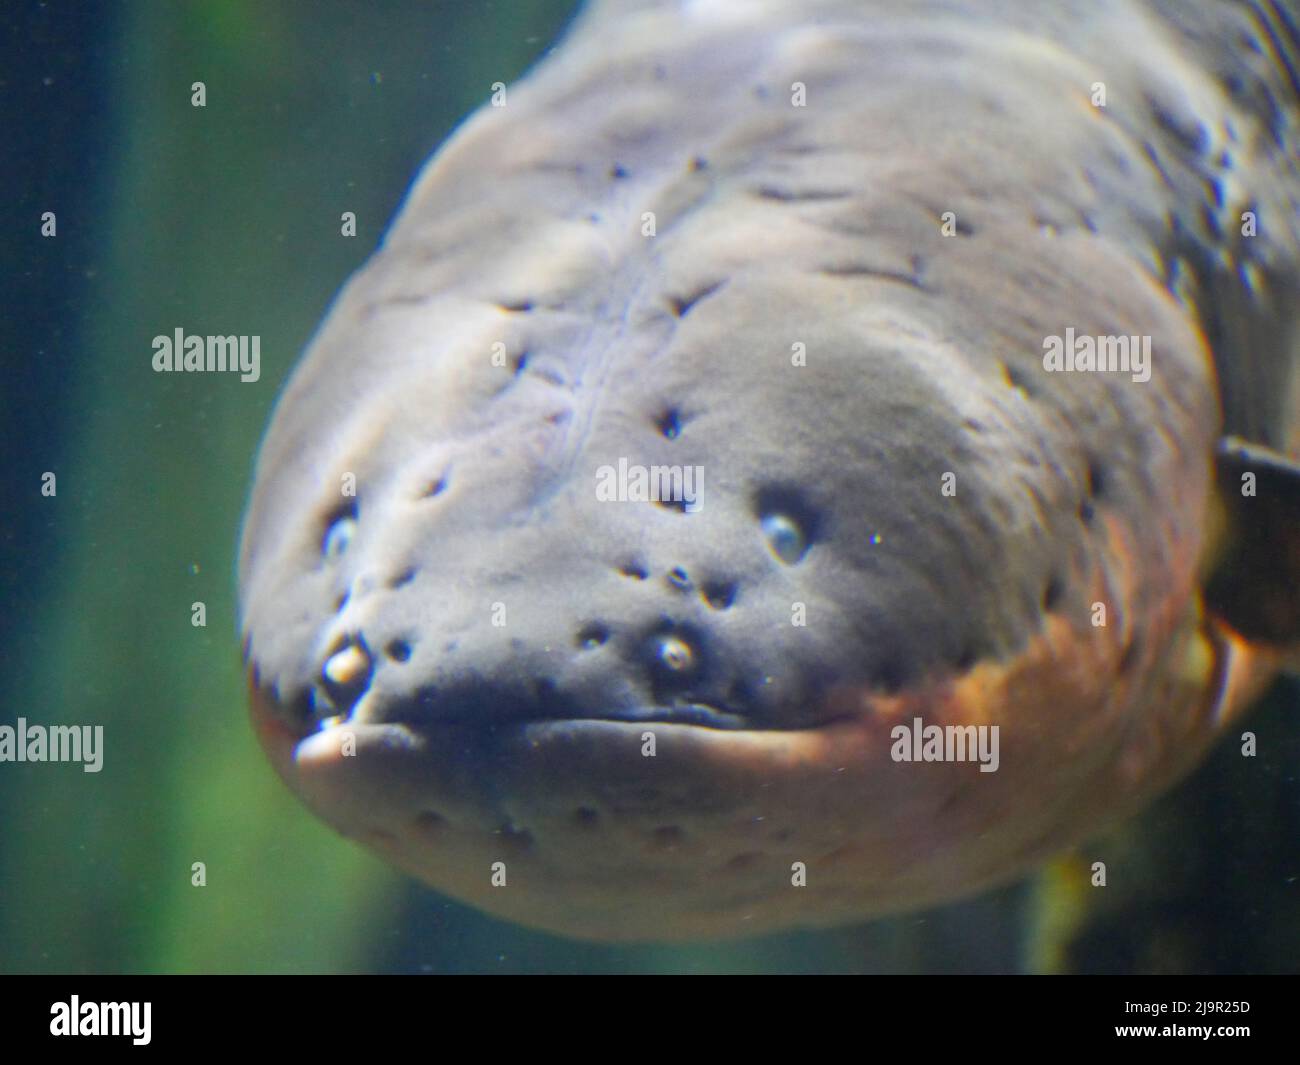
[238,0,1300,942]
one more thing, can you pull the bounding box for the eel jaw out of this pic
[246,585,1272,944]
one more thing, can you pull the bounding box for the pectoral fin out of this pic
[1206,436,1300,658]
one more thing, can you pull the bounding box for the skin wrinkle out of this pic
[238,0,1298,940]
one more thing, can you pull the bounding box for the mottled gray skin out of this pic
[240,0,1299,940]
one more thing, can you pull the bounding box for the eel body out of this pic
[239,0,1300,941]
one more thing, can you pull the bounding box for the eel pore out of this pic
[238,0,1300,942]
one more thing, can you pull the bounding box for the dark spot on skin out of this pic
[1086,458,1107,499]
[874,659,907,694]
[1201,202,1222,240]
[1079,499,1096,524]
[690,155,708,172]
[609,163,628,179]
[657,497,689,515]
[530,362,567,388]
[497,300,533,313]
[755,485,819,564]
[1151,99,1209,156]
[724,852,761,872]
[954,216,975,236]
[1209,177,1225,209]
[1002,361,1037,397]
[1165,253,1186,295]
[667,567,691,591]
[619,562,648,580]
[668,280,725,318]
[761,512,808,561]
[321,500,358,558]
[577,623,609,649]
[513,352,529,375]
[655,408,682,439]
[645,622,705,699]
[756,185,853,203]
[389,567,416,589]
[1142,140,1175,187]
[386,639,412,663]
[819,264,925,289]
[420,476,447,499]
[287,688,313,724]
[573,807,599,828]
[652,825,684,848]
[701,580,736,610]
[1043,575,1064,612]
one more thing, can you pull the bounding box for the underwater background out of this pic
[1,0,1296,973]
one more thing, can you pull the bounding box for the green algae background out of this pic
[1,0,582,973]
[1,1,1296,974]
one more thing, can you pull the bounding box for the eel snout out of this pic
[241,275,1236,941]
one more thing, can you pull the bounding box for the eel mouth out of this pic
[244,601,1269,944]
[542,702,754,730]
[260,666,846,741]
